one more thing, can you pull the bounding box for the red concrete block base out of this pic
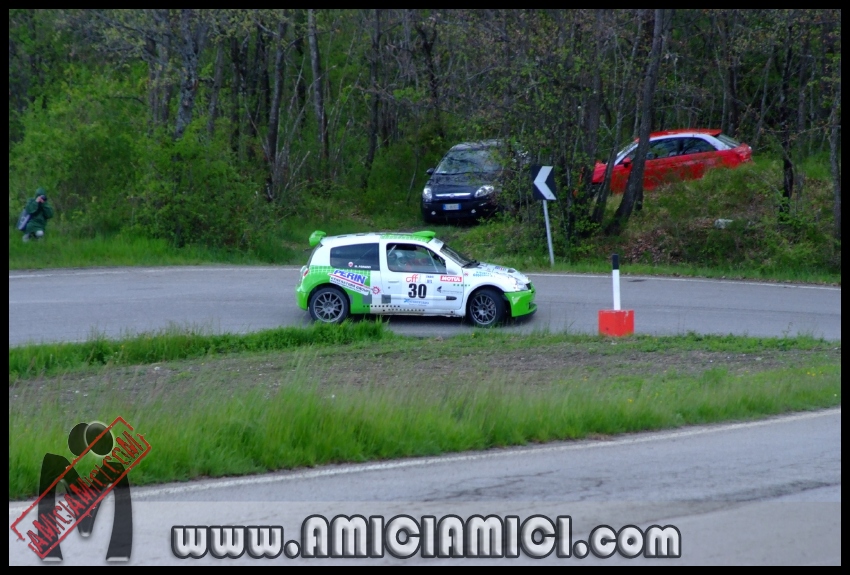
[598,309,635,336]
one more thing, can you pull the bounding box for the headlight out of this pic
[475,185,495,198]
[512,279,529,291]
[422,187,432,201]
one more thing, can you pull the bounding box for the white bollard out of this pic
[612,254,621,311]
[599,253,633,336]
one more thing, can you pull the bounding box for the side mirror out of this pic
[622,158,632,167]
[426,168,435,176]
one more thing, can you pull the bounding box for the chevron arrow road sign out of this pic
[531,165,557,201]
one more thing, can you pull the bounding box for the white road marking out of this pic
[9,267,299,279]
[11,409,835,512]
[11,268,840,291]
[526,273,841,291]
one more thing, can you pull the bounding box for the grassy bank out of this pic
[446,158,841,284]
[10,321,388,380]
[9,328,840,500]
[8,224,841,284]
[9,156,841,284]
[8,228,295,270]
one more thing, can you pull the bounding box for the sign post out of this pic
[531,165,557,267]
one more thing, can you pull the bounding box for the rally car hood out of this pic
[467,262,531,285]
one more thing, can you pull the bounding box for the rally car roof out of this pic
[309,230,436,248]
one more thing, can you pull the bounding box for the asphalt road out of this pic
[9,409,841,565]
[7,266,842,345]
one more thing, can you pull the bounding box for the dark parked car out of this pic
[421,140,521,224]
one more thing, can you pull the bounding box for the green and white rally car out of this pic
[296,230,536,327]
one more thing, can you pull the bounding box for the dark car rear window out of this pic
[330,243,379,270]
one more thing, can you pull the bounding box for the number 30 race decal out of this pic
[408,283,427,298]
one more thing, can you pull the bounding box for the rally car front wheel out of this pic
[467,288,505,328]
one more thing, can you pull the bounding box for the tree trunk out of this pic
[608,9,668,234]
[244,26,265,156]
[571,9,604,238]
[716,11,740,137]
[714,12,730,135]
[829,77,841,241]
[753,51,774,150]
[145,10,171,129]
[230,35,246,154]
[266,20,288,202]
[415,19,444,139]
[363,9,382,190]
[293,10,308,131]
[207,43,224,135]
[795,27,810,156]
[778,21,795,211]
[259,25,271,138]
[174,9,207,141]
[144,36,160,128]
[727,24,739,136]
[307,9,329,162]
[592,10,643,226]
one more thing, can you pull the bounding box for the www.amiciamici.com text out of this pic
[172,515,681,560]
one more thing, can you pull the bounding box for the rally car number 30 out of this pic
[296,230,536,328]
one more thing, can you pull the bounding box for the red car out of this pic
[593,129,752,194]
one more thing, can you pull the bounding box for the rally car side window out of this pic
[330,243,379,270]
[386,243,447,274]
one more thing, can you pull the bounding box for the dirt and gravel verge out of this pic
[10,337,841,408]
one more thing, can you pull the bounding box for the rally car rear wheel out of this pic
[467,288,505,328]
[309,286,350,324]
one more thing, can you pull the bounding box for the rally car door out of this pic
[381,242,462,312]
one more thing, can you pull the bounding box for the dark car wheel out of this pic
[467,288,505,328]
[309,286,350,324]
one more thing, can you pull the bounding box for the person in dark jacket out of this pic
[22,188,54,241]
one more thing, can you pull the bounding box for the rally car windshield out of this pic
[439,243,477,268]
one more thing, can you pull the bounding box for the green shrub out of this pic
[612,158,839,274]
[132,123,266,249]
[9,74,143,236]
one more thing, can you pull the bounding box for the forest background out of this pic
[7,9,842,280]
